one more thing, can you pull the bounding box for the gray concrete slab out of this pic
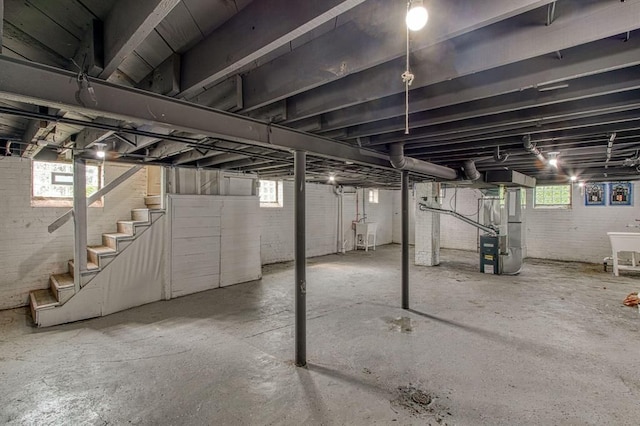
[1,246,639,425]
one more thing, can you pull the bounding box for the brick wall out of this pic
[260,183,395,264]
[440,186,483,251]
[0,157,147,310]
[405,183,640,263]
[525,184,640,262]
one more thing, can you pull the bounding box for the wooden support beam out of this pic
[72,20,104,77]
[99,0,180,79]
[137,53,181,96]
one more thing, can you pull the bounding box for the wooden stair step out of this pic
[87,245,117,265]
[145,195,162,208]
[30,289,59,310]
[51,273,74,290]
[87,245,117,256]
[102,232,135,250]
[68,259,100,278]
[117,220,147,235]
[131,208,150,221]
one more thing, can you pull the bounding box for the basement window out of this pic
[31,160,103,207]
[368,189,379,204]
[534,185,571,209]
[259,179,283,208]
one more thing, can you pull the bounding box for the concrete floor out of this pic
[1,245,639,425]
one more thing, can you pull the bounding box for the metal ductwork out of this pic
[462,159,481,181]
[389,143,458,180]
[523,134,546,162]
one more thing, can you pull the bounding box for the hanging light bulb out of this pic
[548,151,559,168]
[406,0,428,31]
[95,142,106,159]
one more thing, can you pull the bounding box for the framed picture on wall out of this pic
[609,182,633,206]
[584,183,606,206]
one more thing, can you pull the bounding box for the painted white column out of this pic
[415,182,440,266]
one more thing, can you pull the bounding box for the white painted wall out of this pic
[260,183,395,264]
[440,186,483,252]
[0,157,147,310]
[409,183,640,263]
[525,183,640,262]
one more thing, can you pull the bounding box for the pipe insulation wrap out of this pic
[389,143,458,180]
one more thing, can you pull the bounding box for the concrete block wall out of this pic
[0,157,147,310]
[414,183,440,266]
[260,183,395,265]
[412,183,640,263]
[440,187,483,251]
[525,183,640,263]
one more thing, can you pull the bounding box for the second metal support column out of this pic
[402,171,409,309]
[73,155,87,293]
[294,150,307,367]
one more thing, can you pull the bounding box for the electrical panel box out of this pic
[480,235,500,275]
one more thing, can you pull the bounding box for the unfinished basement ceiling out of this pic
[1,0,640,185]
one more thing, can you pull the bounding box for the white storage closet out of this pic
[169,195,261,298]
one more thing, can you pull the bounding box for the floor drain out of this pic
[411,390,431,406]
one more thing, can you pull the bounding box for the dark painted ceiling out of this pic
[1,0,640,186]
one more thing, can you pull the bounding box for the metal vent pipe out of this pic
[523,135,545,162]
[462,159,481,181]
[389,143,458,180]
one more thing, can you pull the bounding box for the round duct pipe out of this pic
[462,159,481,181]
[389,143,458,180]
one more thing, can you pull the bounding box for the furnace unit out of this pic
[480,235,500,274]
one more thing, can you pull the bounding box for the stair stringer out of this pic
[36,215,167,327]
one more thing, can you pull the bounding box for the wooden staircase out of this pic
[29,196,164,326]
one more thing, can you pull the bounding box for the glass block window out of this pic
[259,179,283,207]
[534,185,571,208]
[368,189,379,204]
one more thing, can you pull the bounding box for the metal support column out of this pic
[0,0,4,53]
[401,171,409,309]
[294,150,307,367]
[73,155,87,293]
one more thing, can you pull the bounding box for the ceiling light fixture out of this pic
[402,0,428,135]
[570,175,577,182]
[95,142,106,159]
[406,0,428,31]
[328,173,336,183]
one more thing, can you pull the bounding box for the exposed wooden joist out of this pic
[99,0,180,79]
[138,53,181,96]
[313,35,640,134]
[283,1,640,124]
[178,0,369,99]
[233,0,556,112]
[357,67,640,144]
